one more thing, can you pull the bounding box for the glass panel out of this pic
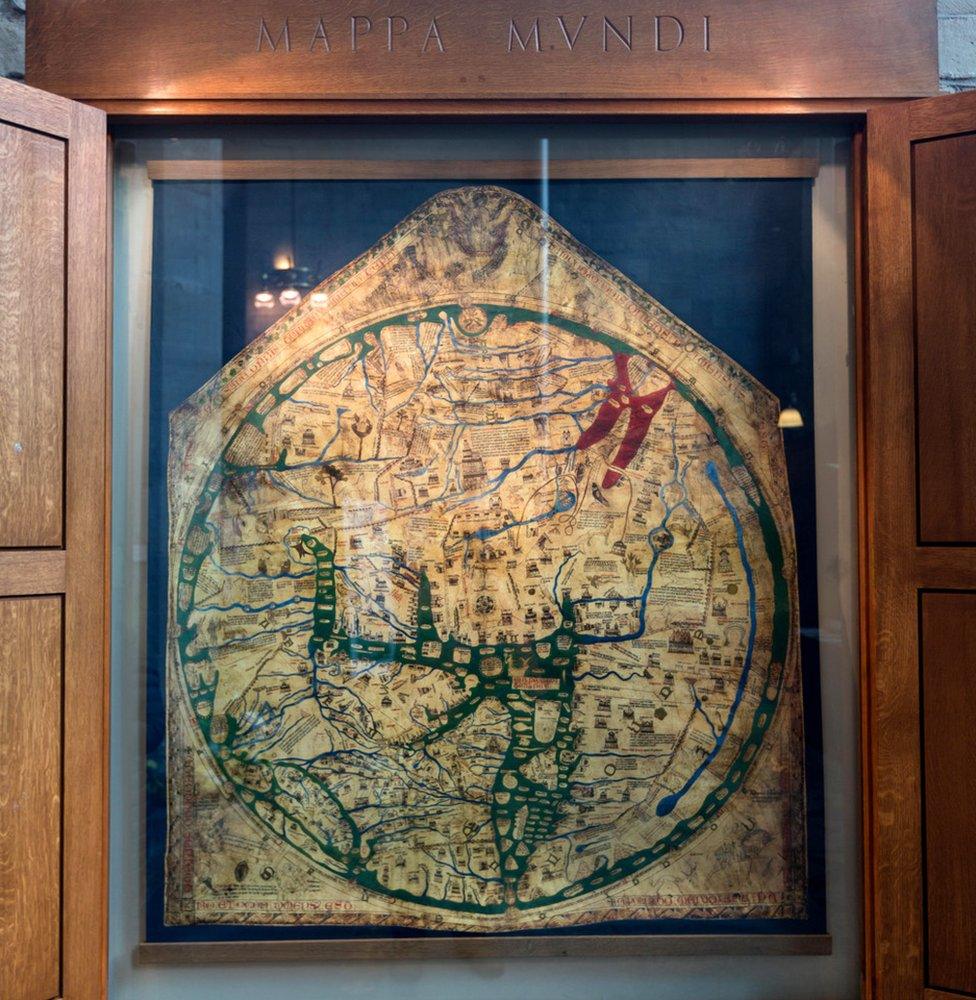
[111,119,859,999]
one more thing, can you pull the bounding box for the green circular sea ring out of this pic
[174,303,794,912]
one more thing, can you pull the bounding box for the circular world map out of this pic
[173,299,791,923]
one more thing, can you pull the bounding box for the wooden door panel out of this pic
[921,591,976,996]
[0,121,65,548]
[914,132,976,543]
[864,90,976,1000]
[0,78,107,999]
[0,596,63,1000]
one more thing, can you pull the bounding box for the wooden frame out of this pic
[138,934,832,964]
[100,98,894,120]
[0,78,109,999]
[860,89,976,1000]
[145,156,820,181]
[115,122,849,966]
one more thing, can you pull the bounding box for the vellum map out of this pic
[164,186,807,933]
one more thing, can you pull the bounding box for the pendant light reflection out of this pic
[278,285,302,307]
[251,181,327,313]
[777,392,804,429]
[252,271,328,311]
[777,407,804,429]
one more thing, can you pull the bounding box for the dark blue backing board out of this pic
[145,177,823,942]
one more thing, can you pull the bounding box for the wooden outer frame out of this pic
[0,78,109,998]
[860,89,976,1000]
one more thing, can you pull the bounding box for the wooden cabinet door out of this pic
[0,78,108,999]
[863,89,976,1000]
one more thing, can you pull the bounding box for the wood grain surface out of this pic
[922,592,976,997]
[864,92,923,1000]
[0,121,65,548]
[146,156,820,181]
[0,550,66,596]
[0,596,63,1000]
[60,93,109,1000]
[924,989,973,1000]
[861,89,976,1000]
[26,0,937,102]
[0,76,108,999]
[913,132,976,543]
[91,97,906,118]
[138,933,832,964]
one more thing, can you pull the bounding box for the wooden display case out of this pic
[1,1,974,997]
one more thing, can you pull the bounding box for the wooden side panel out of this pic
[0,76,108,999]
[0,122,65,548]
[922,592,976,996]
[914,134,976,544]
[59,96,109,1000]
[0,596,62,1000]
[864,90,976,1000]
[864,98,923,1000]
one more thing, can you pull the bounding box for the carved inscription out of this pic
[257,13,711,55]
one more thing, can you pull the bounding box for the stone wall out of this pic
[2,2,976,89]
[940,0,976,90]
[0,0,23,79]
